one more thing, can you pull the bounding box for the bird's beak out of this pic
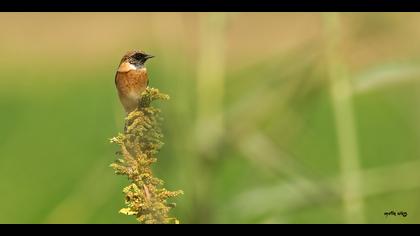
[145,54,154,60]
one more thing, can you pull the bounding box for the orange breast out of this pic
[115,68,148,112]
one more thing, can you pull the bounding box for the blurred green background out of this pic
[0,12,420,224]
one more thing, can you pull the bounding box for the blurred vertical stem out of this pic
[196,13,228,155]
[323,13,365,223]
[192,13,228,222]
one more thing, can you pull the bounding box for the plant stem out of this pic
[323,12,365,223]
[196,13,228,155]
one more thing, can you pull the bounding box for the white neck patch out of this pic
[118,62,146,72]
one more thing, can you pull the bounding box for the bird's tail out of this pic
[124,112,129,133]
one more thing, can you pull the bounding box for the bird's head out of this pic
[120,50,154,68]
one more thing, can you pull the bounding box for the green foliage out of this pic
[110,87,183,224]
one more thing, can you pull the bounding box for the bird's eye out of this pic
[134,54,142,60]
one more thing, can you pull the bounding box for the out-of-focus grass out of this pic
[0,13,420,223]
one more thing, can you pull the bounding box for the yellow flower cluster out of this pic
[110,87,183,224]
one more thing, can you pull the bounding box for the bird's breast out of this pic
[115,68,148,96]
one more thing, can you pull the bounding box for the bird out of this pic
[115,50,154,113]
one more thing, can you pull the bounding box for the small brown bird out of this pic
[115,50,154,113]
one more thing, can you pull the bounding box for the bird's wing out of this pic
[115,71,119,86]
